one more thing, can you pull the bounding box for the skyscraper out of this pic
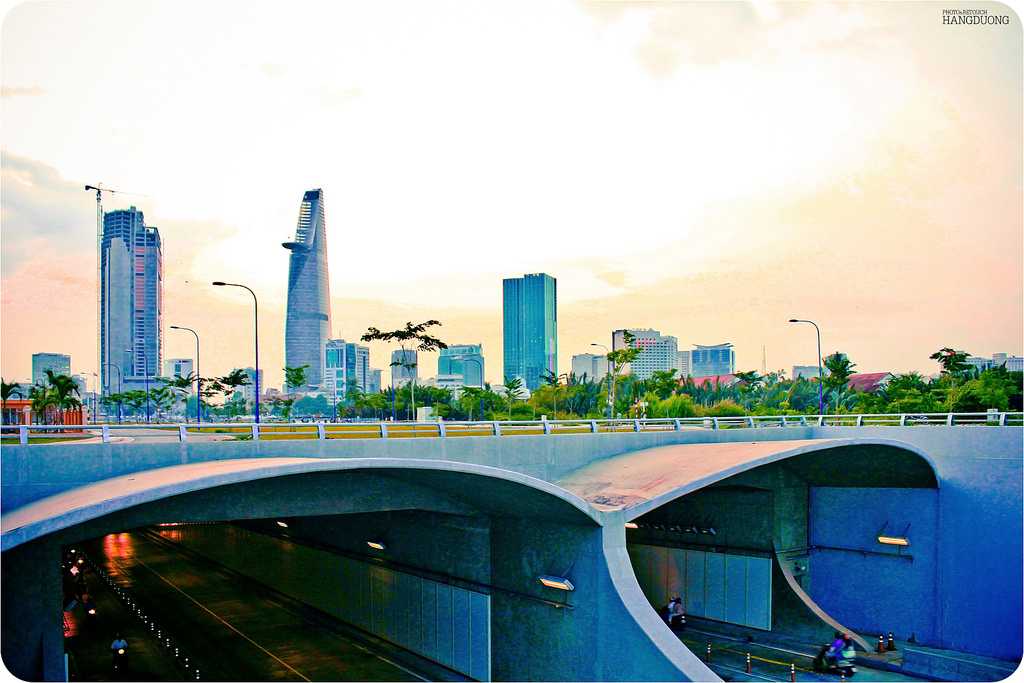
[571,353,608,381]
[282,189,332,390]
[438,344,485,387]
[31,353,70,385]
[503,273,557,390]
[612,328,679,380]
[100,207,162,395]
[391,349,418,386]
[691,343,735,377]
[324,339,371,399]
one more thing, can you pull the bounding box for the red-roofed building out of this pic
[686,374,740,388]
[846,372,891,393]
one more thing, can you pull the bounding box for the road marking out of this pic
[113,554,313,681]
[117,533,428,683]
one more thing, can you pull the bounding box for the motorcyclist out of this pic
[826,632,845,665]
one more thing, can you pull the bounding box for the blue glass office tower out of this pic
[283,189,332,389]
[438,344,485,387]
[691,343,735,377]
[100,207,162,395]
[502,273,557,390]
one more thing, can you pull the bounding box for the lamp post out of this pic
[103,362,123,424]
[212,282,260,423]
[788,319,823,415]
[463,357,484,419]
[90,373,98,424]
[170,325,201,424]
[591,343,612,418]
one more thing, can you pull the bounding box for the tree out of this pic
[45,370,81,425]
[1,379,23,426]
[28,384,56,424]
[930,348,971,377]
[822,353,856,392]
[361,320,448,420]
[502,376,525,419]
[284,365,310,393]
[649,369,680,400]
[604,331,643,417]
[165,373,198,420]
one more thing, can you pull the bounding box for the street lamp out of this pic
[591,343,612,419]
[212,282,260,423]
[788,319,824,415]
[103,362,123,424]
[169,325,201,424]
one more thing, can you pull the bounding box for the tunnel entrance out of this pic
[61,522,477,682]
[625,444,939,647]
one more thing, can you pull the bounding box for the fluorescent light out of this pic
[276,521,289,528]
[366,540,386,550]
[877,535,910,547]
[624,522,638,529]
[538,575,575,591]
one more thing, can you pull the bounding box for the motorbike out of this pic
[813,643,857,677]
[112,648,127,676]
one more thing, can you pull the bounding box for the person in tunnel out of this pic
[664,595,686,630]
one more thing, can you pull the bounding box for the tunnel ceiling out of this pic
[556,437,938,517]
[1,458,598,552]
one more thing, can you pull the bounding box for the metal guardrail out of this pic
[0,412,1020,445]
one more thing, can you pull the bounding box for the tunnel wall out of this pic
[807,428,1022,663]
[241,510,493,586]
[160,523,492,679]
[0,539,64,682]
[808,487,939,645]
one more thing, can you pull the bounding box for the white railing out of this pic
[0,412,1020,445]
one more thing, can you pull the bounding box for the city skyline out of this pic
[2,2,1021,390]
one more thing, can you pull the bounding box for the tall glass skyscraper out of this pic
[283,189,332,389]
[503,273,557,390]
[100,207,162,394]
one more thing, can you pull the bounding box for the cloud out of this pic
[0,153,95,275]
[1,86,45,98]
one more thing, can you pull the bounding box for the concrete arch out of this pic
[556,437,939,519]
[1,457,603,552]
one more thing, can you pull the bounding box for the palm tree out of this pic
[1,379,23,426]
[930,347,971,377]
[604,331,643,417]
[44,370,81,425]
[28,384,56,425]
[502,376,525,419]
[361,321,448,421]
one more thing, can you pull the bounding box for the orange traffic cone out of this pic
[887,632,896,651]
[789,663,796,682]
[877,634,886,653]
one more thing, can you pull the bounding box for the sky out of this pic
[1,1,1022,390]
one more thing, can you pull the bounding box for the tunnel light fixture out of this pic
[877,535,910,547]
[699,527,717,536]
[276,521,289,528]
[624,522,638,529]
[538,575,575,591]
[366,540,386,551]
[877,522,911,547]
